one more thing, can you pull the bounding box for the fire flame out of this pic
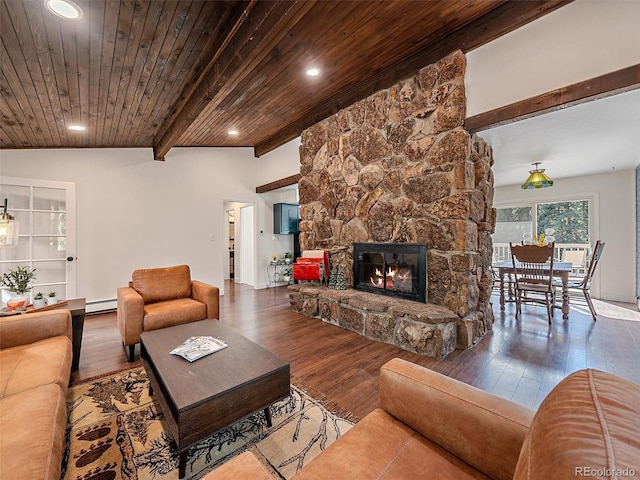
[369,265,411,291]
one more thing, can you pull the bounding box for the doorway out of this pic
[222,201,255,288]
[227,210,235,280]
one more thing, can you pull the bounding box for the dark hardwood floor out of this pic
[72,281,640,420]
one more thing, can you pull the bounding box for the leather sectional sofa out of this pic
[205,358,640,479]
[0,309,73,479]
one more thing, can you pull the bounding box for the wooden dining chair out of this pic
[510,242,556,323]
[562,249,587,278]
[554,240,605,321]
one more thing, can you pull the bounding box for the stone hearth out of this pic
[292,50,496,357]
[289,285,458,359]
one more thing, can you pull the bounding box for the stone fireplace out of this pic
[353,242,426,303]
[289,50,495,358]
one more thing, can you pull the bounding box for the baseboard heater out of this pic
[86,298,117,314]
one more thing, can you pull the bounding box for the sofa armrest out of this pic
[0,310,72,349]
[380,358,535,480]
[192,281,219,320]
[117,286,145,346]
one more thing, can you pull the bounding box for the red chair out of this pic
[293,250,329,285]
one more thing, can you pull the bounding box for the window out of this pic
[493,199,591,263]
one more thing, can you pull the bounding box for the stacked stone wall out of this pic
[296,50,496,348]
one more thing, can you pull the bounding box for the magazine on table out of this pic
[170,335,228,362]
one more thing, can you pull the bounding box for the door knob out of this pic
[67,256,75,262]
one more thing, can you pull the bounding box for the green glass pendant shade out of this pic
[521,163,554,190]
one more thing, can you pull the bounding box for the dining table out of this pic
[493,261,573,319]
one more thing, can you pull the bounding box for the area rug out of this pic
[62,367,355,480]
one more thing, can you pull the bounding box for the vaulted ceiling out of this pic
[0,0,570,159]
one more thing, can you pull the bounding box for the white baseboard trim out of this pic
[86,298,116,314]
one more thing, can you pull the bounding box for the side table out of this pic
[266,261,293,288]
[50,298,86,371]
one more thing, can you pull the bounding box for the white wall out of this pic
[494,169,635,303]
[0,140,301,310]
[466,0,640,116]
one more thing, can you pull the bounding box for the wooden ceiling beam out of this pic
[464,64,640,133]
[153,0,316,161]
[256,174,302,194]
[253,0,573,157]
[152,1,257,161]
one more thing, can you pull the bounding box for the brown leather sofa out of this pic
[117,265,219,361]
[204,358,640,479]
[0,310,73,479]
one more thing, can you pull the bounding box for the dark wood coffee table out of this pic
[140,319,290,478]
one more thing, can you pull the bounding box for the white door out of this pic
[0,177,76,304]
[240,205,254,286]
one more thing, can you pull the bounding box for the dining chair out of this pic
[554,240,605,321]
[562,249,587,277]
[510,242,556,323]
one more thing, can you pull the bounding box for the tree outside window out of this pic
[493,200,590,245]
[537,200,589,244]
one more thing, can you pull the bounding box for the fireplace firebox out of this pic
[353,243,427,303]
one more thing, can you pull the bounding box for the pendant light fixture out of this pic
[0,198,20,247]
[521,162,554,190]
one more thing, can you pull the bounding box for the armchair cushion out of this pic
[203,451,273,480]
[132,264,192,304]
[144,298,207,331]
[293,408,489,480]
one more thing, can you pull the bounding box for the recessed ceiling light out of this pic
[67,125,86,131]
[228,129,239,136]
[306,68,320,77]
[45,0,83,20]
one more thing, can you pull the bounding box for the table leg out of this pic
[178,450,188,479]
[264,407,273,427]
[71,311,85,371]
[562,273,569,319]
[499,271,506,311]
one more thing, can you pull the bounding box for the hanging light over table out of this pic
[521,162,554,190]
[0,198,19,247]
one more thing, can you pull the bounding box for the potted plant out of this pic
[2,266,37,311]
[46,291,58,305]
[33,291,46,309]
[283,267,292,282]
[283,252,293,264]
[271,254,278,265]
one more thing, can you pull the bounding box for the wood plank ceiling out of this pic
[0,0,570,159]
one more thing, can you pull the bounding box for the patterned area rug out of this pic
[62,367,355,479]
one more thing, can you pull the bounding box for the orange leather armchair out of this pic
[117,265,219,361]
